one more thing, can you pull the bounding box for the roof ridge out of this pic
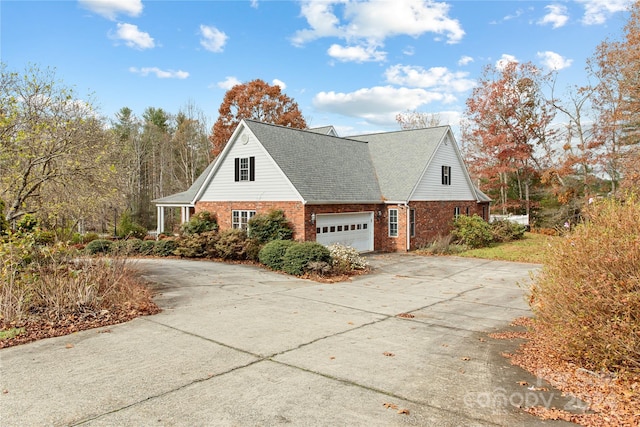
[244,119,368,144]
[352,125,449,138]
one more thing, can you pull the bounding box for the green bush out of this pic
[154,239,178,257]
[85,239,112,255]
[138,240,156,256]
[180,211,218,235]
[451,214,493,249]
[118,212,147,239]
[529,194,640,375]
[215,229,248,260]
[247,210,293,243]
[16,214,38,233]
[174,231,219,258]
[258,240,296,270]
[282,241,331,276]
[245,238,263,262]
[72,232,100,245]
[490,219,526,242]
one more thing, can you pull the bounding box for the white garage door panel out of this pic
[315,212,374,252]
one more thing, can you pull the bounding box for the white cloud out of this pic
[272,79,287,90]
[576,0,631,25]
[250,0,259,8]
[79,0,143,20]
[313,85,448,125]
[496,54,518,70]
[217,76,242,90]
[111,23,154,49]
[457,55,473,66]
[327,44,387,62]
[129,67,189,79]
[538,4,569,28]
[403,46,415,56]
[538,51,573,70]
[292,0,465,63]
[384,64,475,92]
[199,25,228,53]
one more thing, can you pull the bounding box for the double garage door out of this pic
[315,212,374,252]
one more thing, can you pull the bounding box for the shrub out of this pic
[529,194,640,375]
[174,231,219,258]
[245,238,263,262]
[85,239,112,255]
[282,241,331,276]
[117,212,147,240]
[138,240,156,256]
[215,229,248,260]
[490,219,526,242]
[418,234,467,255]
[328,243,368,273]
[153,239,177,257]
[16,214,38,233]
[72,232,100,245]
[247,210,293,243]
[258,240,295,270]
[180,211,218,235]
[451,214,493,249]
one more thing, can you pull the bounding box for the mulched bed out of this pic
[492,317,640,426]
[0,302,160,349]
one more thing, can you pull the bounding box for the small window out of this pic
[344,224,349,230]
[330,226,335,232]
[337,225,343,232]
[234,157,255,182]
[322,226,328,233]
[442,166,451,185]
[466,206,470,216]
[389,209,398,237]
[362,223,367,230]
[232,210,256,230]
[351,224,356,230]
[409,209,416,237]
[454,207,460,218]
[316,227,321,234]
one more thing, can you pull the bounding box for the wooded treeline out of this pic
[1,4,639,234]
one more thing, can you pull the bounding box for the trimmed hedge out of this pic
[85,239,112,255]
[281,241,331,276]
[258,240,296,271]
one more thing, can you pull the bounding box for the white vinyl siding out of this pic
[411,134,476,201]
[199,129,302,202]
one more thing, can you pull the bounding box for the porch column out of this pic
[157,206,165,234]
[184,206,191,222]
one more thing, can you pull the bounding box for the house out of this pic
[153,119,491,252]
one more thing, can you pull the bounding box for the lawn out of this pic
[458,232,559,264]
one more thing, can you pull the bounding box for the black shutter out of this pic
[234,158,240,182]
[249,156,255,181]
[441,166,445,185]
[449,167,451,185]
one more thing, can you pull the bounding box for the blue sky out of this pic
[1,0,633,135]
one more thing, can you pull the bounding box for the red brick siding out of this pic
[195,200,490,252]
[407,201,490,250]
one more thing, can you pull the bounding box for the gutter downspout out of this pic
[404,202,410,252]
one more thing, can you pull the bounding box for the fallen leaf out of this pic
[461,356,470,361]
[397,313,415,319]
[397,408,410,415]
[383,351,395,357]
[518,381,529,386]
[347,321,354,325]
[383,402,399,410]
[329,356,335,360]
[2,389,8,394]
[65,343,74,349]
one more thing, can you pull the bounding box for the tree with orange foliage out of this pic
[209,79,307,157]
[462,61,555,215]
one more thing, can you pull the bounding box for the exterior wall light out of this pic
[311,213,316,224]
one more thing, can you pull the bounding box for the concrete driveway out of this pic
[0,254,579,426]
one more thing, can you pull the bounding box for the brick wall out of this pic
[195,200,490,252]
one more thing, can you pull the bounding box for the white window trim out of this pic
[389,208,398,237]
[232,210,256,230]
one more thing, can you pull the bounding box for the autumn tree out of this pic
[210,79,307,157]
[587,2,640,192]
[0,64,118,228]
[462,61,555,215]
[396,110,442,130]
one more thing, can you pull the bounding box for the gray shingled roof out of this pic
[244,120,382,203]
[153,162,215,205]
[350,127,448,201]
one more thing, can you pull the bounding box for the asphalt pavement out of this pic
[0,254,582,426]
